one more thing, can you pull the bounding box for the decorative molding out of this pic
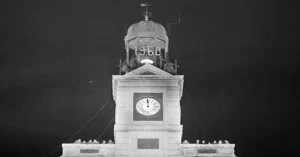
[114,124,182,132]
[62,144,116,147]
[124,64,173,76]
[112,73,183,101]
[115,80,180,87]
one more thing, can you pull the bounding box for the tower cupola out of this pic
[119,3,177,75]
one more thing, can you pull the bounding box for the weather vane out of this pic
[141,3,152,21]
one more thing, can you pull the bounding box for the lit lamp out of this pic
[140,59,154,64]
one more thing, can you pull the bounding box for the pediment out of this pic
[124,64,172,76]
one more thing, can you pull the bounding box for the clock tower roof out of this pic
[124,20,169,50]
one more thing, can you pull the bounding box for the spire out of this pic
[141,3,152,21]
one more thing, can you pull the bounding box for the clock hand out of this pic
[146,99,149,107]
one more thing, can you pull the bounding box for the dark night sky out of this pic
[0,0,299,157]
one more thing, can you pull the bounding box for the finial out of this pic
[74,139,82,144]
[141,3,152,21]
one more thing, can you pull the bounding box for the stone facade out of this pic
[113,64,184,157]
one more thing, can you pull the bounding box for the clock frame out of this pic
[133,93,163,121]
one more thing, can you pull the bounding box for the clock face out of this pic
[136,98,161,116]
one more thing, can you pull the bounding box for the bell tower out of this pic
[113,3,183,157]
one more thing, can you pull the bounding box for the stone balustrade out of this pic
[61,139,235,157]
[181,140,235,157]
[61,139,115,157]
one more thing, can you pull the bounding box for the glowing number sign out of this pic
[139,46,160,56]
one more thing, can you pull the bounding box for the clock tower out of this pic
[61,3,236,157]
[112,5,183,157]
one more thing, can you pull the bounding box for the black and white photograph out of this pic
[0,0,298,157]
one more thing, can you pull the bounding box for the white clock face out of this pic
[136,98,161,116]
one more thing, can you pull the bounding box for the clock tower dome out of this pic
[113,4,183,157]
